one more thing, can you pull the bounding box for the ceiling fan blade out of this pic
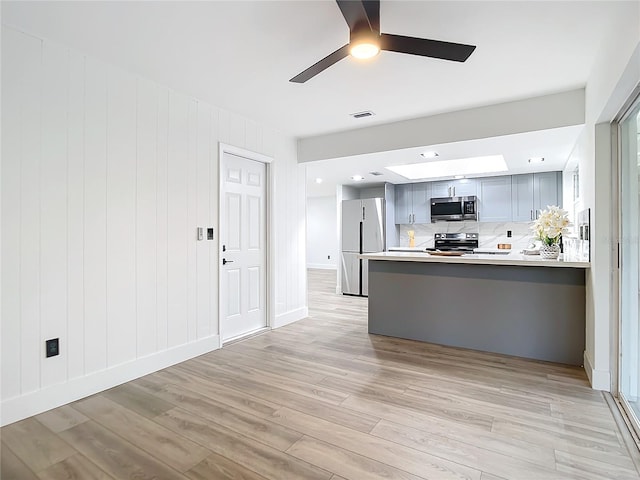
[362,1,380,33]
[336,0,380,33]
[380,33,476,62]
[289,44,350,83]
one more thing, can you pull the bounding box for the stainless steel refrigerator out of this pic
[341,198,385,296]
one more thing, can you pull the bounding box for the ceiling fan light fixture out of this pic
[350,42,380,59]
[349,29,380,59]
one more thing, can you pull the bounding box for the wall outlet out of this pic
[207,228,214,240]
[327,255,331,259]
[46,338,59,358]
[507,230,512,238]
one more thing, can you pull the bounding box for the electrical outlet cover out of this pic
[46,338,59,358]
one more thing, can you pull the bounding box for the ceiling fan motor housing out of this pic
[349,26,381,58]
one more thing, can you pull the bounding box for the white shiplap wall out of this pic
[0,26,307,425]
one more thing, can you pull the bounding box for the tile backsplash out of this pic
[398,222,535,251]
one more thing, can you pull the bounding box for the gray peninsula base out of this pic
[367,260,586,365]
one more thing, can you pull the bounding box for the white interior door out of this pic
[220,151,266,342]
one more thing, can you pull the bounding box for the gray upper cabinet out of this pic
[452,179,478,197]
[478,176,512,222]
[412,183,431,224]
[395,183,431,224]
[430,181,450,198]
[511,172,562,221]
[430,179,477,198]
[533,171,561,214]
[511,174,535,221]
[394,172,561,224]
[395,184,412,224]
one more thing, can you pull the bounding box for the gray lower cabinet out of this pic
[478,176,512,222]
[512,172,562,221]
[395,183,430,224]
[367,260,586,365]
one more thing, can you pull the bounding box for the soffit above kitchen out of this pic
[1,1,632,139]
[305,124,584,197]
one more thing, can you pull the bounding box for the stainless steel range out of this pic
[427,233,479,252]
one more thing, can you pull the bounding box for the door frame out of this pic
[614,86,640,439]
[218,142,274,344]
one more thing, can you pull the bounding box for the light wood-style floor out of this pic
[2,268,640,480]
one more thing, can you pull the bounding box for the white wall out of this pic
[306,196,338,269]
[578,4,640,390]
[0,26,307,425]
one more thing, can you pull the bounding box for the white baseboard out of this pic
[1,335,220,427]
[273,306,309,329]
[307,263,337,270]
[584,350,611,391]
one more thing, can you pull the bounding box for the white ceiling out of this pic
[2,1,631,196]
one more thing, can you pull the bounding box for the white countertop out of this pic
[361,251,590,268]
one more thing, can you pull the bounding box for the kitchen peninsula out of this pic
[361,252,589,365]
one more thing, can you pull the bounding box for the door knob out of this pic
[222,258,234,265]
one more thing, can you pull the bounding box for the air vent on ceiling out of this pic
[369,171,383,176]
[350,111,375,119]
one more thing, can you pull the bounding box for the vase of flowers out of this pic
[532,206,571,260]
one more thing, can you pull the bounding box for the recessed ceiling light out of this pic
[420,151,439,159]
[315,178,323,184]
[528,157,545,163]
[351,175,365,181]
[385,155,507,180]
[454,175,465,179]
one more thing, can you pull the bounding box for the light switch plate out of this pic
[197,227,204,241]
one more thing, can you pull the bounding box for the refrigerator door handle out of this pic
[362,206,365,221]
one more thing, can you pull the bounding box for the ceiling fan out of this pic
[290,0,476,83]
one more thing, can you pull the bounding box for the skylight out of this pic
[385,155,508,180]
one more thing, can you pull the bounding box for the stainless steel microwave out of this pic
[430,196,478,222]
